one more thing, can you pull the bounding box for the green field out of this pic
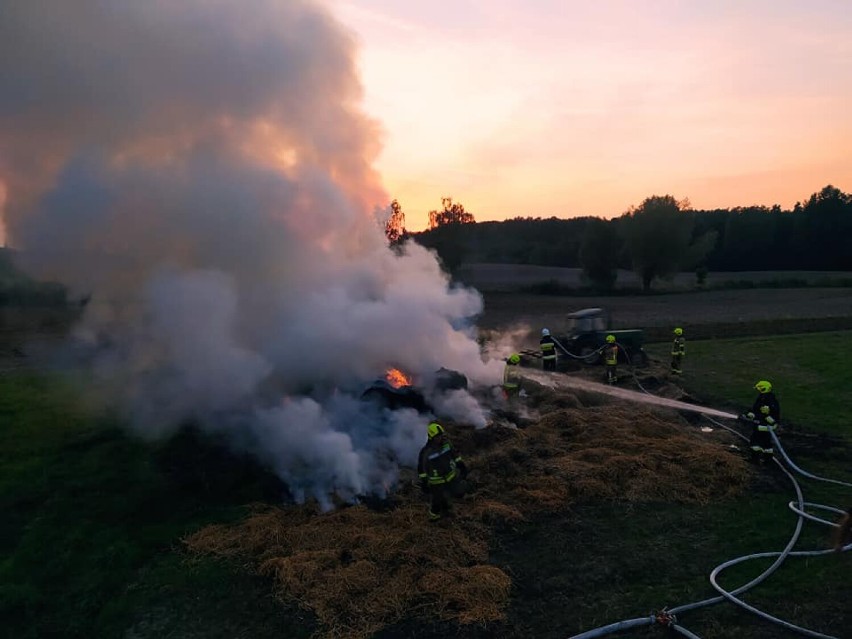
[0,374,311,639]
[1,331,850,638]
[645,331,852,437]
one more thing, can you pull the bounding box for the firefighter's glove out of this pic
[457,460,469,479]
[760,405,770,415]
[765,415,776,426]
[745,412,756,420]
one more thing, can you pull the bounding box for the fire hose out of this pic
[565,352,851,639]
[550,335,606,361]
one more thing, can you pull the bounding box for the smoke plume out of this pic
[0,0,502,505]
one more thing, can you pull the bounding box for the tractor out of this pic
[558,307,647,366]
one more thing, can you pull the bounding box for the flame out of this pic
[385,367,412,389]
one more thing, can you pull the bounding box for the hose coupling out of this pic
[654,607,677,627]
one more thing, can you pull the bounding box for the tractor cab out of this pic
[558,308,646,366]
[565,308,610,334]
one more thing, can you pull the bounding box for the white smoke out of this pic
[0,0,503,505]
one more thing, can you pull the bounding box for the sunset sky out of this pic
[1,0,850,245]
[330,0,852,230]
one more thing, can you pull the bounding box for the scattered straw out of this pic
[186,381,749,638]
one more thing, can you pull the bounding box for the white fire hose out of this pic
[562,355,850,639]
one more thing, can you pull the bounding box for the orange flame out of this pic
[385,367,412,389]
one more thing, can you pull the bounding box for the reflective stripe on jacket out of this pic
[540,336,557,360]
[503,363,520,388]
[418,440,462,485]
[751,392,780,425]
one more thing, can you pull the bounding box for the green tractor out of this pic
[556,308,647,367]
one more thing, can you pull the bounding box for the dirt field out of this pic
[458,263,852,292]
[4,284,852,370]
[477,287,852,337]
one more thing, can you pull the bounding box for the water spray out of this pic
[520,368,738,420]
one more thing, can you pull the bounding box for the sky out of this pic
[1,0,850,243]
[329,0,852,230]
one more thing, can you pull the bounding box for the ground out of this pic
[2,280,851,639]
[476,287,852,334]
[457,263,852,293]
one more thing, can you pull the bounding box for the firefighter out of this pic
[604,334,618,384]
[742,380,780,463]
[417,422,468,521]
[671,327,686,375]
[540,328,557,371]
[503,353,522,399]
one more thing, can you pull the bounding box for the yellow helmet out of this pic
[673,327,683,336]
[606,334,616,344]
[755,380,772,394]
[427,422,445,439]
[508,353,521,365]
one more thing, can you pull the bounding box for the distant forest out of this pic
[406,185,852,289]
[2,185,851,305]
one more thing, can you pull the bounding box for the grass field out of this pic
[645,331,852,437]
[1,326,850,638]
[0,373,312,639]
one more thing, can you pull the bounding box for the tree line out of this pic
[386,185,852,291]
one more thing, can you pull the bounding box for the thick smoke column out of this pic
[0,0,501,506]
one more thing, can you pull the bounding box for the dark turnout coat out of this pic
[418,436,464,486]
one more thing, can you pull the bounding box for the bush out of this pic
[0,281,68,307]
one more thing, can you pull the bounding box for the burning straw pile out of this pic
[185,392,750,638]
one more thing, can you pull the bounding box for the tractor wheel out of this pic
[631,350,648,368]
[579,345,600,365]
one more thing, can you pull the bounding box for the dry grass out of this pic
[185,385,750,638]
[185,500,495,638]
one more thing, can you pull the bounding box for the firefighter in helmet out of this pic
[503,353,522,399]
[417,422,468,521]
[743,380,780,463]
[540,328,557,371]
[671,327,686,375]
[604,334,618,384]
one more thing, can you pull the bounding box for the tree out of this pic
[578,219,620,289]
[718,207,778,270]
[695,264,708,288]
[799,185,852,270]
[621,195,717,292]
[384,199,406,245]
[428,197,475,229]
[418,198,476,277]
